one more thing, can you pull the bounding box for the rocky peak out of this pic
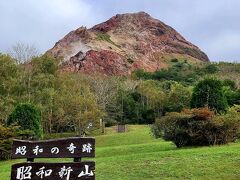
[92,12,152,32]
[47,12,209,75]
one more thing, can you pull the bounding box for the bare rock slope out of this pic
[47,12,209,75]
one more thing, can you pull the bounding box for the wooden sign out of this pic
[11,137,96,180]
[11,162,95,180]
[12,137,95,159]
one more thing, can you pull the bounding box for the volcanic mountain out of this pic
[47,12,209,75]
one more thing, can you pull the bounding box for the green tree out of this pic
[190,78,228,113]
[0,54,20,123]
[31,55,58,75]
[119,91,142,124]
[167,83,192,112]
[52,73,103,135]
[137,80,166,117]
[7,103,42,139]
[21,55,58,133]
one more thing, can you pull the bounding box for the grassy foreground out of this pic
[1,125,240,179]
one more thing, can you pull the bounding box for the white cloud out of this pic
[46,0,90,18]
[30,0,92,23]
[0,0,96,53]
[205,31,240,61]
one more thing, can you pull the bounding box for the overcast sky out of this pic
[0,0,239,62]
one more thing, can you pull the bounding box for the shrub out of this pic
[132,69,151,80]
[7,103,42,139]
[224,88,240,106]
[191,78,228,113]
[0,123,34,160]
[0,123,18,160]
[141,109,155,124]
[171,58,178,63]
[204,64,219,74]
[105,118,117,127]
[223,79,237,90]
[151,108,240,148]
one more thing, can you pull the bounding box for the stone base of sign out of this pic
[116,124,127,133]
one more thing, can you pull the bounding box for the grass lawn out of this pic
[1,125,240,179]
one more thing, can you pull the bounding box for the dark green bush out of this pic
[204,64,219,74]
[7,103,42,139]
[223,79,237,90]
[105,118,117,127]
[152,108,240,148]
[132,69,152,80]
[224,88,240,106]
[141,109,155,124]
[171,58,179,63]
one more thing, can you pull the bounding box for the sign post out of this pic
[11,137,95,180]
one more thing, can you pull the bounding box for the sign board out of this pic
[12,137,95,159]
[11,162,95,180]
[11,137,95,180]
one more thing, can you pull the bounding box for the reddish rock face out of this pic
[62,50,130,75]
[47,12,209,75]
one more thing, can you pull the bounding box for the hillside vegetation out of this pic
[0,52,240,154]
